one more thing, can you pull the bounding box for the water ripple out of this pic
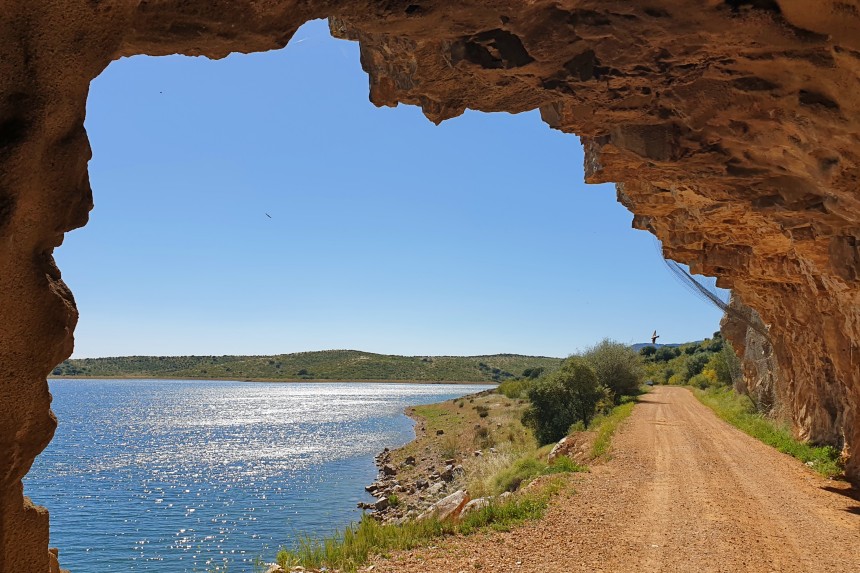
[26,379,490,572]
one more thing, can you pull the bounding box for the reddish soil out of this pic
[369,386,860,573]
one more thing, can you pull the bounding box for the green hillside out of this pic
[51,350,564,383]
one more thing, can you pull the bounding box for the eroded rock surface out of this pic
[2,1,860,570]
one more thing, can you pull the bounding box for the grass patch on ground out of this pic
[492,454,586,494]
[693,386,843,478]
[590,398,637,458]
[276,483,561,573]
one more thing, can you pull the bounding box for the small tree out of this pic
[684,352,710,380]
[582,338,644,400]
[654,346,680,362]
[639,345,657,358]
[522,366,545,379]
[522,357,604,445]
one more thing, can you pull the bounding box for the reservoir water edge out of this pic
[26,379,492,572]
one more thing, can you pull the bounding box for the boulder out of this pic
[547,436,570,463]
[461,497,491,516]
[382,464,397,476]
[373,497,389,511]
[419,489,470,522]
[427,482,446,496]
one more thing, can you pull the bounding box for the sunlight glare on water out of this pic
[26,380,491,572]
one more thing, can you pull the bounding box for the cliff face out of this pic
[1,1,859,570]
[720,294,783,416]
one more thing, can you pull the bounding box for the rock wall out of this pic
[720,294,783,415]
[1,1,859,570]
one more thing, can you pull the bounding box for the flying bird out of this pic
[651,330,660,345]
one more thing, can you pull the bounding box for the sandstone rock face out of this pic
[721,293,784,416]
[2,1,860,570]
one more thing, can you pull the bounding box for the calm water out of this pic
[25,380,491,572]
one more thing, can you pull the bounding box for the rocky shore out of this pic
[357,388,514,523]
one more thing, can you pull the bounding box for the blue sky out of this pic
[62,19,726,359]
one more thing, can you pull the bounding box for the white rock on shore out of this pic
[418,489,470,522]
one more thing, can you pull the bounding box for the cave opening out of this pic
[20,18,731,572]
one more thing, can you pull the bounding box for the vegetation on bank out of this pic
[693,386,843,478]
[500,339,644,446]
[275,481,562,573]
[51,350,563,383]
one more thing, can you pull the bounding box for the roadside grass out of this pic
[492,453,587,494]
[275,482,562,573]
[693,386,843,478]
[590,398,638,458]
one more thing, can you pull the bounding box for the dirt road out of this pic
[371,386,860,573]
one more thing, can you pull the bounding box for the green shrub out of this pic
[582,338,644,400]
[707,345,739,386]
[522,357,605,445]
[639,345,657,357]
[689,373,712,390]
[654,347,680,362]
[521,367,545,379]
[545,455,587,474]
[497,378,535,399]
[494,457,547,493]
[685,353,710,379]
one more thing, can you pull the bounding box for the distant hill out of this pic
[51,350,565,383]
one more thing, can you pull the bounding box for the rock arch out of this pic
[1,1,859,570]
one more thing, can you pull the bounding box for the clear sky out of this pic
[61,19,727,359]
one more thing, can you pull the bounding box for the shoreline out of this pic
[48,376,497,385]
[360,387,515,522]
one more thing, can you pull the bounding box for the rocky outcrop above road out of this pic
[3,1,860,569]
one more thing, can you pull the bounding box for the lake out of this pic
[25,379,492,572]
